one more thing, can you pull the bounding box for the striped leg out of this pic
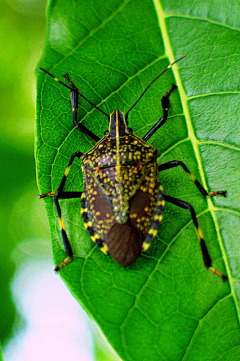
[40,68,109,142]
[142,84,177,142]
[40,151,83,271]
[62,74,100,142]
[164,194,227,281]
[40,151,83,199]
[53,196,74,271]
[142,184,165,252]
[158,160,227,198]
[81,193,109,255]
[44,191,83,272]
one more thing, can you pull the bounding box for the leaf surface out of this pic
[36,0,240,360]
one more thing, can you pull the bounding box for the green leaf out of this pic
[36,0,240,360]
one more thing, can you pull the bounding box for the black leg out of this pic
[49,190,82,272]
[163,194,227,281]
[54,191,82,199]
[158,160,227,198]
[63,74,100,142]
[40,67,109,128]
[142,84,177,142]
[40,151,83,199]
[39,151,83,271]
[53,196,74,271]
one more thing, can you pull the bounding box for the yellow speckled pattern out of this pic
[80,110,164,266]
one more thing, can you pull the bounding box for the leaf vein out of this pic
[165,13,240,33]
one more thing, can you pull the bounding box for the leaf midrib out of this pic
[154,0,239,323]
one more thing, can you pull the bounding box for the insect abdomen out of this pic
[106,221,143,267]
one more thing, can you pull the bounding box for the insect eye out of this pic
[126,128,133,133]
[104,130,109,135]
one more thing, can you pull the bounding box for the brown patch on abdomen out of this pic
[106,220,143,267]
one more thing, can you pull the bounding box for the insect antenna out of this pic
[40,67,109,118]
[125,55,186,121]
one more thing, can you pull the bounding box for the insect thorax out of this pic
[81,132,159,239]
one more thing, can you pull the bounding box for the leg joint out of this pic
[73,151,82,158]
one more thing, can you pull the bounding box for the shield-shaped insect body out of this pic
[81,110,160,266]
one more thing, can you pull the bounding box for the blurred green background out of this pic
[1,0,120,359]
[1,0,48,344]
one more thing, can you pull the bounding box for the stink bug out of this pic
[39,56,227,281]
